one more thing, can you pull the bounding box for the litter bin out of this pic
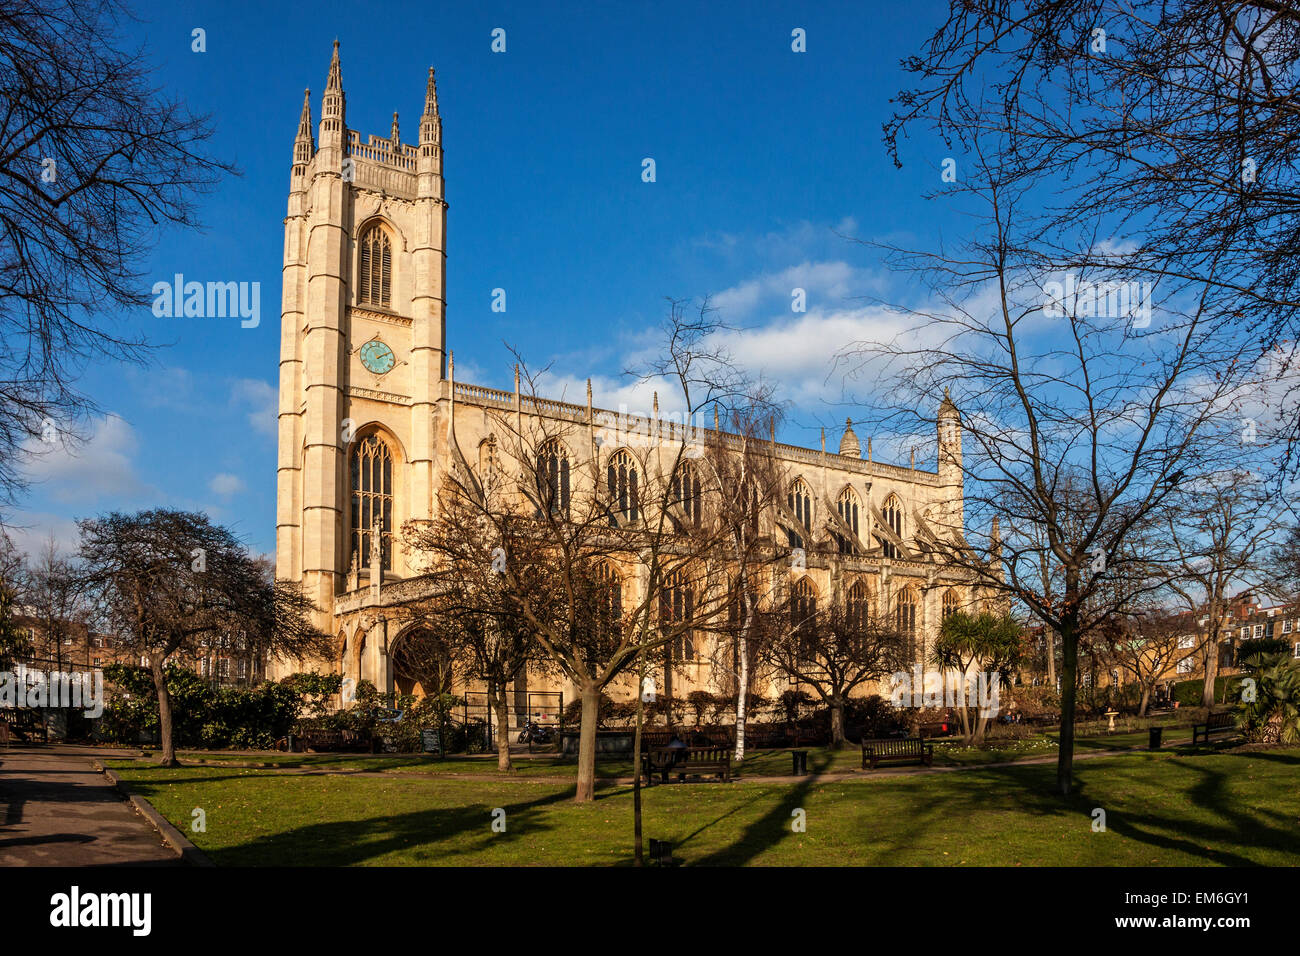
[1148,726,1163,750]
[791,749,809,776]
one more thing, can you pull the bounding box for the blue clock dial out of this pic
[360,340,395,375]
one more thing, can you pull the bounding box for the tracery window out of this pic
[357,224,392,308]
[351,433,393,571]
[607,450,639,525]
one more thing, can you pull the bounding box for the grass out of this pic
[108,745,1300,866]
[169,724,1197,776]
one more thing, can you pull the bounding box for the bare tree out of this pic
[1163,470,1278,707]
[78,510,328,765]
[1100,609,1189,716]
[885,0,1300,479]
[837,159,1248,794]
[18,535,89,669]
[761,581,909,747]
[0,0,233,506]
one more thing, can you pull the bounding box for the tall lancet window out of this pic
[607,450,639,525]
[358,224,392,308]
[351,433,393,571]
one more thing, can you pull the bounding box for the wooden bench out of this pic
[292,728,375,753]
[641,747,732,784]
[861,737,933,770]
[1191,711,1236,745]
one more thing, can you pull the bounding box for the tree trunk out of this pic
[632,642,646,866]
[1046,630,1056,687]
[1201,625,1220,709]
[150,654,178,767]
[574,681,600,803]
[734,610,751,762]
[829,696,846,748]
[1138,684,1151,717]
[1056,617,1079,796]
[490,681,512,772]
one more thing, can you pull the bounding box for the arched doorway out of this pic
[389,626,457,700]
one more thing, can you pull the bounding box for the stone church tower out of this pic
[271,44,989,709]
[276,42,447,649]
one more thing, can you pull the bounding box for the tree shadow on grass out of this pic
[1100,753,1300,866]
[202,784,580,866]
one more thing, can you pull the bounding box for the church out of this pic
[272,44,987,721]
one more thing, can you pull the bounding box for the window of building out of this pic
[787,479,812,550]
[836,488,860,554]
[351,433,394,571]
[661,570,696,661]
[357,224,392,308]
[1253,624,1264,638]
[895,585,918,643]
[1284,619,1293,634]
[607,450,639,525]
[881,494,904,559]
[791,577,817,661]
[537,440,571,518]
[941,588,960,621]
[1294,641,1300,659]
[237,660,248,679]
[217,659,231,679]
[846,580,871,631]
[671,462,702,527]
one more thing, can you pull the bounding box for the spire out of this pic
[297,88,313,141]
[319,39,346,147]
[293,88,314,171]
[326,38,343,91]
[390,112,400,148]
[423,67,439,119]
[419,66,442,146]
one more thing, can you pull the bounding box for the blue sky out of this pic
[11,0,972,559]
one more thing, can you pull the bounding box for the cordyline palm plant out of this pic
[930,610,1023,746]
[1235,652,1300,745]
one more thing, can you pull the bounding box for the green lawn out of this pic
[170,724,1198,776]
[109,746,1300,866]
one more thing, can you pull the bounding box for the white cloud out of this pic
[209,473,246,498]
[230,378,277,438]
[20,414,151,505]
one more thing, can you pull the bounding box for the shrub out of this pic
[1235,652,1300,744]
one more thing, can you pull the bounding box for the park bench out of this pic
[291,728,376,753]
[640,746,732,785]
[1191,711,1237,745]
[861,737,933,770]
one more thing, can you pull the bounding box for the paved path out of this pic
[0,745,180,866]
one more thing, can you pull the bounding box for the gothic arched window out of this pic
[896,585,918,647]
[788,478,812,550]
[942,588,960,621]
[607,450,639,525]
[847,580,871,630]
[357,224,392,308]
[351,433,393,571]
[593,562,623,643]
[836,487,860,554]
[882,494,904,559]
[791,577,818,661]
[537,440,570,518]
[671,462,703,527]
[661,570,696,661]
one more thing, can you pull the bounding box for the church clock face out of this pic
[359,339,395,375]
